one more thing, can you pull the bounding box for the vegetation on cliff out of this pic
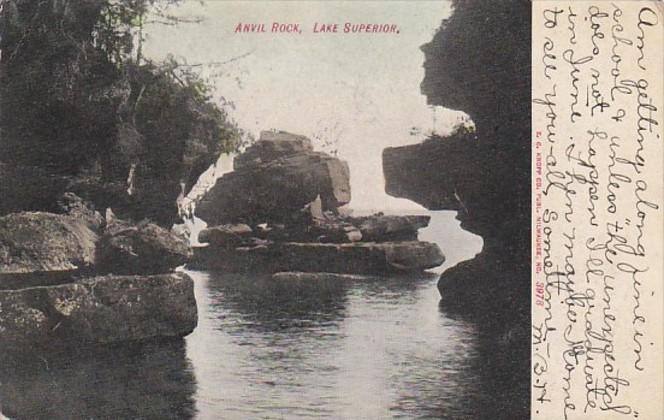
[0,0,240,224]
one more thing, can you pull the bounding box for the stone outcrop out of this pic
[1,202,191,281]
[382,0,531,308]
[0,191,197,348]
[191,240,444,274]
[0,212,99,275]
[195,131,351,226]
[383,133,476,214]
[198,224,253,248]
[381,6,531,416]
[96,217,192,275]
[0,272,197,350]
[193,130,443,276]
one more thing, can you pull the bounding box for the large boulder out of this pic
[96,218,192,275]
[0,212,99,275]
[195,131,351,225]
[191,240,444,274]
[0,272,197,350]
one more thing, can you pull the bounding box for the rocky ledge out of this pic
[0,272,197,351]
[191,131,444,275]
[380,1,530,354]
[191,240,444,274]
[0,193,197,350]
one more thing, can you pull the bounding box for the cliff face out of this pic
[382,5,531,413]
[383,0,531,314]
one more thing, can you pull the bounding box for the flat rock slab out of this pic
[352,214,431,242]
[191,240,444,274]
[198,224,253,248]
[0,273,197,350]
[271,271,380,282]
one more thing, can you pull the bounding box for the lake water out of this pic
[0,211,528,419]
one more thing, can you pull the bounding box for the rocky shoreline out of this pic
[0,272,196,351]
[190,131,445,276]
[0,192,197,351]
[383,0,530,324]
[1,130,446,350]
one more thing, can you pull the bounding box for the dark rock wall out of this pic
[384,0,531,280]
[405,3,532,414]
[418,0,531,261]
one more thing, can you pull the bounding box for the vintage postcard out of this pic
[0,0,661,419]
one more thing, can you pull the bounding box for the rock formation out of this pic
[196,131,351,226]
[381,5,531,415]
[382,0,530,318]
[192,240,444,274]
[192,131,444,275]
[0,212,99,275]
[96,216,192,275]
[0,273,197,350]
[0,193,198,351]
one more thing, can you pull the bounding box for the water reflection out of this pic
[438,254,530,419]
[186,269,492,419]
[200,271,350,334]
[0,340,197,420]
[0,271,525,419]
[0,211,525,419]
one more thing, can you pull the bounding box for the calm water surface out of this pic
[0,211,527,419]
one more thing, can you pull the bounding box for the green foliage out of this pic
[0,0,123,172]
[0,0,240,185]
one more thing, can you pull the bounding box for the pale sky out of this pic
[144,1,460,211]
